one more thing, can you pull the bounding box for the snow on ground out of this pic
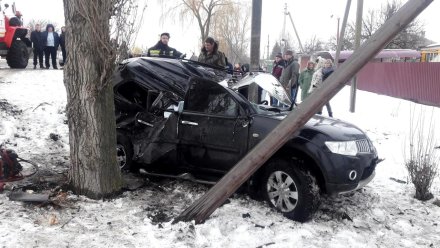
[1,62,440,248]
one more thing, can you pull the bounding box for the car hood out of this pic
[231,73,292,106]
[266,113,368,141]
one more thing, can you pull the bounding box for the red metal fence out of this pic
[354,62,440,107]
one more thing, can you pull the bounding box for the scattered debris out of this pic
[48,214,58,225]
[389,177,406,184]
[254,224,265,229]
[33,102,51,112]
[0,99,22,116]
[242,213,251,218]
[49,133,60,141]
[256,242,275,248]
[8,191,50,203]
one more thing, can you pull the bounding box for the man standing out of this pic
[271,53,285,105]
[147,32,182,58]
[42,24,60,69]
[30,24,44,69]
[59,26,66,67]
[298,61,315,101]
[280,50,300,103]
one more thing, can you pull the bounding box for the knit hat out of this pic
[275,53,283,58]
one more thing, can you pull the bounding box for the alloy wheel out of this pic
[266,171,299,212]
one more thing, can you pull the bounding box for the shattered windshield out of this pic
[231,73,292,107]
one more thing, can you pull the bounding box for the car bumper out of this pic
[326,170,376,195]
[323,152,379,195]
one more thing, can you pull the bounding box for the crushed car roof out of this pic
[114,57,229,98]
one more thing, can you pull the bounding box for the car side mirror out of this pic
[177,101,184,114]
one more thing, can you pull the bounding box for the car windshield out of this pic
[233,91,288,115]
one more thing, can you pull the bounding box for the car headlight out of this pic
[325,141,358,156]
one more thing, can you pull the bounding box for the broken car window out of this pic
[185,81,238,117]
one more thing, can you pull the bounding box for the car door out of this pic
[178,78,249,173]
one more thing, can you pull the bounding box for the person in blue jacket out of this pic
[42,24,60,69]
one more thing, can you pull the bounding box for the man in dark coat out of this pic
[30,24,44,69]
[271,53,285,106]
[59,26,66,67]
[280,50,300,103]
[42,24,60,69]
[147,32,182,58]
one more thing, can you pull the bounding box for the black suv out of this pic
[113,57,379,222]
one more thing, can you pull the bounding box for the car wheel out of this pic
[262,159,320,222]
[116,132,133,171]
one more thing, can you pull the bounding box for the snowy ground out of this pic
[1,60,440,248]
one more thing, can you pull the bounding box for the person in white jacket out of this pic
[308,56,326,94]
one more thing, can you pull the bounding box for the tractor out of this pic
[0,1,31,68]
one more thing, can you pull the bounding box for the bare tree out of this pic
[63,0,124,198]
[110,0,147,61]
[212,2,250,64]
[303,36,326,55]
[26,19,59,31]
[159,0,232,43]
[269,41,282,60]
[341,0,428,50]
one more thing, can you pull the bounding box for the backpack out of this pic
[0,148,23,181]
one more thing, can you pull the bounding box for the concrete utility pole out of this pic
[174,0,433,225]
[249,0,262,72]
[247,0,262,104]
[350,0,364,113]
[334,0,352,68]
[281,3,287,54]
[287,11,304,53]
[267,35,270,59]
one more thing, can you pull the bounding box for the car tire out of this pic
[116,132,134,172]
[261,158,320,222]
[6,40,29,69]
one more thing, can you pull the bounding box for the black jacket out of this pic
[322,67,334,81]
[30,30,44,50]
[60,31,65,49]
[41,24,60,49]
[147,41,182,58]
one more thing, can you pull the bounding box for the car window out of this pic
[185,81,238,117]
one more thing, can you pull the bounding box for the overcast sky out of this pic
[11,0,440,56]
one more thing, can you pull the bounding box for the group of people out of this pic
[30,24,66,70]
[146,32,227,68]
[272,51,334,117]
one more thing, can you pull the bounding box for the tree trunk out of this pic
[63,0,122,198]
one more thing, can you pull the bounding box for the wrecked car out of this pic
[113,57,379,222]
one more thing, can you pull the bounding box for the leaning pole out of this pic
[174,0,434,224]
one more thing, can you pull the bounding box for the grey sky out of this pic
[12,0,440,56]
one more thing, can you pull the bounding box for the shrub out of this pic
[404,106,439,201]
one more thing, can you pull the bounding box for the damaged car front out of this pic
[113,57,380,222]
